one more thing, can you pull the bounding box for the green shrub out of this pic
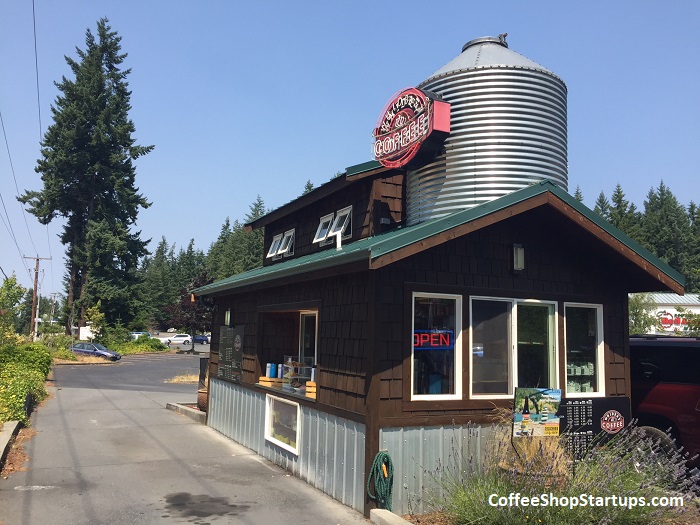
[41,333,74,353]
[108,337,168,356]
[0,343,52,376]
[0,362,48,424]
[51,347,77,361]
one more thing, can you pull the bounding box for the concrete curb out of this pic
[0,421,23,472]
[166,403,207,424]
[370,509,412,525]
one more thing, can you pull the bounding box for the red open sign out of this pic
[414,330,453,350]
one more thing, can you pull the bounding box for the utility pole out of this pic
[49,293,60,325]
[24,255,51,341]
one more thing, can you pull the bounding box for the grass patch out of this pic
[53,355,116,364]
[164,372,199,384]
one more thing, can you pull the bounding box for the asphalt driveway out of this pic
[0,353,368,524]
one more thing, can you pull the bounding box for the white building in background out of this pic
[646,293,700,334]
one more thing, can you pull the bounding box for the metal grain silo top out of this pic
[406,34,568,225]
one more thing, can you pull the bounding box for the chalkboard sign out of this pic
[557,396,631,460]
[217,325,243,384]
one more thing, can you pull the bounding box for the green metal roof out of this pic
[194,181,685,296]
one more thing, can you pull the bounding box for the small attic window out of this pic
[328,206,352,239]
[267,229,295,259]
[267,234,283,258]
[313,213,335,244]
[277,229,295,257]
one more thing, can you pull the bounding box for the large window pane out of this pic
[299,312,317,365]
[413,295,459,397]
[472,299,511,395]
[265,395,300,455]
[565,305,602,394]
[517,303,555,388]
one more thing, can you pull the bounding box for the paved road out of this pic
[0,354,368,525]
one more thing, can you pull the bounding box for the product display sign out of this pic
[217,325,243,384]
[373,87,450,168]
[512,387,562,438]
[557,396,631,460]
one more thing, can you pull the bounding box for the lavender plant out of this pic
[421,418,699,525]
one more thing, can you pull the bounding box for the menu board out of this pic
[217,325,243,384]
[557,396,631,460]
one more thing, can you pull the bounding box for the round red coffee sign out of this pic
[600,409,625,434]
[373,88,449,169]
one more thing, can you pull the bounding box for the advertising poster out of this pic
[512,387,562,438]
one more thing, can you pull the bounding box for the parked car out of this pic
[70,342,121,361]
[129,331,151,340]
[193,334,209,345]
[629,335,700,465]
[167,334,191,346]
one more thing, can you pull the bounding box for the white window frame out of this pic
[264,394,301,455]
[277,229,295,257]
[313,213,335,244]
[267,229,295,259]
[266,233,283,258]
[469,296,559,400]
[411,292,462,401]
[563,302,605,397]
[299,311,318,365]
[327,205,352,241]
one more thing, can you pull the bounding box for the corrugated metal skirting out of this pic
[208,378,366,512]
[380,424,490,516]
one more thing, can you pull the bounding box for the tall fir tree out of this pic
[642,182,694,291]
[242,195,267,272]
[593,191,612,221]
[687,202,700,292]
[609,184,643,244]
[18,19,153,331]
[137,237,179,328]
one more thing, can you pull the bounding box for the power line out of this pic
[31,0,57,295]
[0,110,36,280]
[0,110,38,254]
[32,0,43,141]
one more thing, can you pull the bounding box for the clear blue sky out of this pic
[1,1,699,297]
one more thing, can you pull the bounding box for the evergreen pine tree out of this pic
[593,191,612,221]
[642,182,693,288]
[609,184,644,244]
[18,19,153,330]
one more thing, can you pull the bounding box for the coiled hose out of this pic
[367,450,394,511]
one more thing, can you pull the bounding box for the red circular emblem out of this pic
[373,88,432,168]
[600,410,625,434]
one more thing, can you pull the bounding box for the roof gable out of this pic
[196,181,684,296]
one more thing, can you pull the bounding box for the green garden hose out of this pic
[367,450,394,511]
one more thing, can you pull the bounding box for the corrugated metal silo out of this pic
[406,35,568,225]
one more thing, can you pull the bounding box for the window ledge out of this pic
[255,383,317,402]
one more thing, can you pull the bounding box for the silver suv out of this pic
[167,334,191,345]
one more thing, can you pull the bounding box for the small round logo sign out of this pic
[600,409,625,434]
[373,88,449,169]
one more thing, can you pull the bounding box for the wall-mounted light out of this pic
[513,243,525,272]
